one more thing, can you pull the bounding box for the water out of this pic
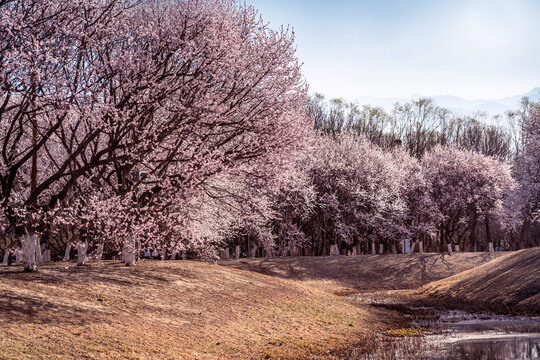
[415,308,540,359]
[436,334,540,360]
[421,320,540,359]
[350,291,540,359]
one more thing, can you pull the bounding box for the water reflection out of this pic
[442,336,540,360]
[351,291,540,360]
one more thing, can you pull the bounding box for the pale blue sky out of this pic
[248,0,540,100]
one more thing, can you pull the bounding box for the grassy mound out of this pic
[416,248,540,314]
[221,252,503,294]
[0,260,381,359]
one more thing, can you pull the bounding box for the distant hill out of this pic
[353,87,540,119]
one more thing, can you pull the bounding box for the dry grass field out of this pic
[416,247,540,314]
[221,252,504,294]
[0,260,385,360]
[1,250,536,359]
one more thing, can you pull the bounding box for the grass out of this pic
[1,249,535,358]
[221,251,504,294]
[415,247,540,315]
[386,327,424,337]
[0,260,387,359]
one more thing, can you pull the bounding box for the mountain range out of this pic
[353,87,540,119]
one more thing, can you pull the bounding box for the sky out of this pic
[247,0,540,100]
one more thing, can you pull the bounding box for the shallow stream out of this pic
[415,309,540,359]
[350,291,540,359]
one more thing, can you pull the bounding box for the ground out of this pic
[0,260,382,360]
[416,248,540,314]
[221,252,504,294]
[0,250,534,359]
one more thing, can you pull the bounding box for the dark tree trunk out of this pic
[485,217,493,252]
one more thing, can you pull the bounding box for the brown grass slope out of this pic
[416,247,540,314]
[0,260,382,360]
[221,252,503,294]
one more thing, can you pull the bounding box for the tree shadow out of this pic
[221,252,502,292]
[0,261,178,288]
[0,290,112,326]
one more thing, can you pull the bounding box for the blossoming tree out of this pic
[0,0,309,270]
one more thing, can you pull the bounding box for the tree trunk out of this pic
[466,215,478,252]
[455,245,460,252]
[135,240,141,261]
[355,242,361,256]
[485,217,492,252]
[123,236,136,266]
[77,241,88,266]
[250,246,257,258]
[519,219,528,249]
[447,243,453,253]
[418,240,424,254]
[379,243,384,254]
[63,242,72,261]
[160,248,166,261]
[22,233,38,272]
[391,242,397,254]
[15,249,24,263]
[235,245,240,259]
[95,243,104,260]
[371,240,376,255]
[35,238,43,265]
[42,250,51,262]
[2,248,10,266]
[441,227,448,253]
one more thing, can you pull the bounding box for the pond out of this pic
[350,291,540,360]
[416,309,540,359]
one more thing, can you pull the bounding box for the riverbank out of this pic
[415,247,540,314]
[221,251,504,294]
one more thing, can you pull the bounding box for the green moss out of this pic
[386,327,423,337]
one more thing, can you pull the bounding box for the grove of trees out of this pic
[1,0,539,271]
